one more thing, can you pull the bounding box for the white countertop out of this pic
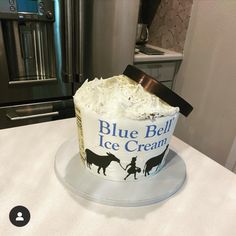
[0,118,236,236]
[134,45,183,63]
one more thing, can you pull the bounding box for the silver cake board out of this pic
[54,138,186,207]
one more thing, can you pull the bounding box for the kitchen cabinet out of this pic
[133,45,183,90]
[134,60,181,90]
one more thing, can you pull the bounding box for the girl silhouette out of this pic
[124,157,141,180]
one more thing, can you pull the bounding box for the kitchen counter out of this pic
[134,45,183,63]
[0,118,236,236]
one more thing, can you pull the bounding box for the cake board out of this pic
[54,138,186,207]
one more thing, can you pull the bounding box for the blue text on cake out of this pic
[98,118,175,152]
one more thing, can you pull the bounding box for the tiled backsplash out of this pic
[148,0,193,53]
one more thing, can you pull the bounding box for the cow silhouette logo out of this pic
[143,145,169,177]
[85,149,120,176]
[124,157,141,180]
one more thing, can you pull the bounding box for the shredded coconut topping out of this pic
[73,75,179,120]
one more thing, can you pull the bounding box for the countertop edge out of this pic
[134,44,183,63]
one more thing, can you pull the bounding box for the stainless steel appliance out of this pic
[0,0,140,129]
[136,0,161,45]
[136,23,149,44]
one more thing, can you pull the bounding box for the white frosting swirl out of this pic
[73,75,179,120]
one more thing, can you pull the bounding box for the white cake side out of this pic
[74,75,179,181]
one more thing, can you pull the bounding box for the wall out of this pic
[149,0,193,53]
[174,0,236,168]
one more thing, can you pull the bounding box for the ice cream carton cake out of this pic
[73,72,182,181]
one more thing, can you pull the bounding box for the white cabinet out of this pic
[134,60,181,90]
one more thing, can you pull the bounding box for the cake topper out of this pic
[123,65,193,117]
